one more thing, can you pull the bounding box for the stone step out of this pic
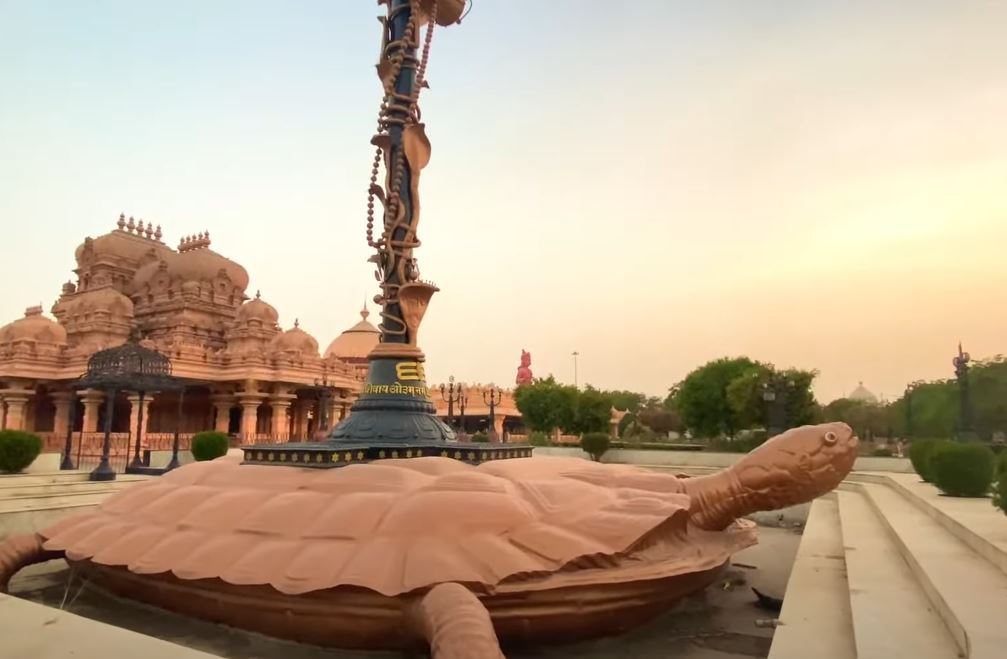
[0,477,147,498]
[836,490,960,658]
[853,472,1007,580]
[0,490,122,515]
[768,496,856,659]
[0,471,93,487]
[858,482,1007,659]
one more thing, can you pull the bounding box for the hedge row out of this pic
[909,439,996,498]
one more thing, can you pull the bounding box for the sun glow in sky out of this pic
[1,0,1005,403]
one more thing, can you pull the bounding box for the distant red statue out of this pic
[516,349,533,386]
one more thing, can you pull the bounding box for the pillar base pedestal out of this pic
[242,357,528,468]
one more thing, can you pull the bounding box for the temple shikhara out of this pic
[0,215,521,454]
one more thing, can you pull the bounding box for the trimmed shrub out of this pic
[996,451,1007,479]
[527,431,549,447]
[908,439,942,482]
[191,431,230,462]
[994,470,1007,516]
[580,432,611,462]
[0,430,43,474]
[470,432,489,443]
[870,446,894,457]
[930,442,995,498]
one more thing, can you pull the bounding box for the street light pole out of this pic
[572,351,579,388]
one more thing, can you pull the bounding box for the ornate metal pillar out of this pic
[953,343,976,441]
[326,0,454,447]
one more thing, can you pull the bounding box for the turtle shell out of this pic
[40,455,755,598]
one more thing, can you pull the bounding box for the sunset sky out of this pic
[2,1,1005,403]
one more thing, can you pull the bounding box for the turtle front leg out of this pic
[0,533,62,593]
[406,583,506,659]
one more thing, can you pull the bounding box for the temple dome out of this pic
[848,382,878,404]
[270,320,319,356]
[236,292,279,328]
[74,221,171,270]
[129,244,249,296]
[324,306,380,361]
[0,306,67,345]
[64,286,134,318]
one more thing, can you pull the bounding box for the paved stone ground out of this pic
[10,526,800,659]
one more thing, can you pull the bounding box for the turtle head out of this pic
[773,421,858,473]
[746,421,858,497]
[748,422,859,495]
[686,422,859,530]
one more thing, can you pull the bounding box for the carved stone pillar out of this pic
[211,394,235,434]
[269,394,295,441]
[237,394,264,440]
[79,389,104,433]
[126,393,152,448]
[0,392,31,431]
[292,400,310,440]
[0,396,6,430]
[51,391,74,438]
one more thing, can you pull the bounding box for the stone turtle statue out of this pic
[0,422,857,659]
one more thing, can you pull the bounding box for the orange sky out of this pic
[1,1,1005,403]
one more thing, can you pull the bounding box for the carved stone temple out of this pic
[0,215,523,453]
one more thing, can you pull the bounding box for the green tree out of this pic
[675,357,761,438]
[637,406,682,435]
[971,357,1007,440]
[886,381,956,439]
[514,376,578,433]
[726,365,818,432]
[572,386,614,434]
[602,390,647,413]
[821,398,895,439]
[781,368,820,427]
[725,366,768,429]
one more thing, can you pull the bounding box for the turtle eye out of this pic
[823,431,838,445]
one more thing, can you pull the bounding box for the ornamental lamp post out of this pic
[60,393,77,470]
[457,385,468,435]
[762,373,795,438]
[128,390,146,469]
[483,385,503,441]
[440,376,461,429]
[316,361,332,436]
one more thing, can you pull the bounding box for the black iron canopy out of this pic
[74,334,184,392]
